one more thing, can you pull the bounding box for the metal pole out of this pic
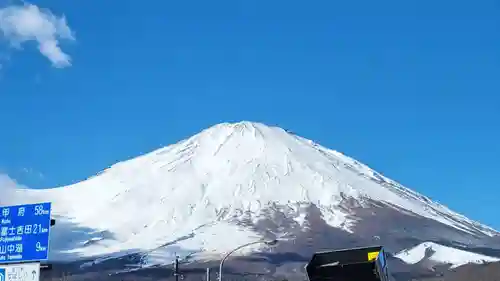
[206,268,210,281]
[174,256,179,281]
[218,239,278,281]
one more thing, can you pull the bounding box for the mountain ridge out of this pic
[3,121,500,278]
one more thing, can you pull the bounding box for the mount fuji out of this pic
[3,121,500,280]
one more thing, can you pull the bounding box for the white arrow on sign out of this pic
[0,263,40,281]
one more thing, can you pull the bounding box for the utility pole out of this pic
[174,255,179,281]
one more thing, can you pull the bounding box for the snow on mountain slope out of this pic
[395,242,500,268]
[4,121,499,264]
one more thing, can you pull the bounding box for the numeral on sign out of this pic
[34,205,44,216]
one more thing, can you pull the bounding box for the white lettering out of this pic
[24,225,32,235]
[16,226,23,235]
[34,205,49,216]
[0,227,7,236]
[0,236,23,243]
[7,254,22,260]
[15,244,22,253]
[1,208,9,217]
[17,207,25,217]
[35,242,47,252]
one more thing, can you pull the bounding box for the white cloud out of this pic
[0,174,44,207]
[22,167,45,179]
[0,173,27,205]
[0,3,75,68]
[0,173,25,189]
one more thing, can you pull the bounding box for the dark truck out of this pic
[305,246,390,281]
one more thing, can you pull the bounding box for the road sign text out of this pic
[0,203,51,264]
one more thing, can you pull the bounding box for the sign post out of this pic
[0,203,52,281]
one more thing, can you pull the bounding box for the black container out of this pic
[305,246,390,281]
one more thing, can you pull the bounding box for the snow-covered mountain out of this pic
[4,121,500,275]
[395,242,500,269]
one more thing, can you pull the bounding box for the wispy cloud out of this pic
[21,167,44,179]
[0,173,26,189]
[0,3,75,68]
[0,173,46,207]
[0,173,27,205]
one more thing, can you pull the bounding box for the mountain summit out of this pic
[7,121,500,275]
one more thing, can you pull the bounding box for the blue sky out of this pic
[0,0,499,229]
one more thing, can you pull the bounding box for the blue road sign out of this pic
[0,268,5,281]
[0,203,52,264]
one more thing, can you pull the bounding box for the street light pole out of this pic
[218,239,278,281]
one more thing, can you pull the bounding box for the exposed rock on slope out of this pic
[5,121,499,277]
